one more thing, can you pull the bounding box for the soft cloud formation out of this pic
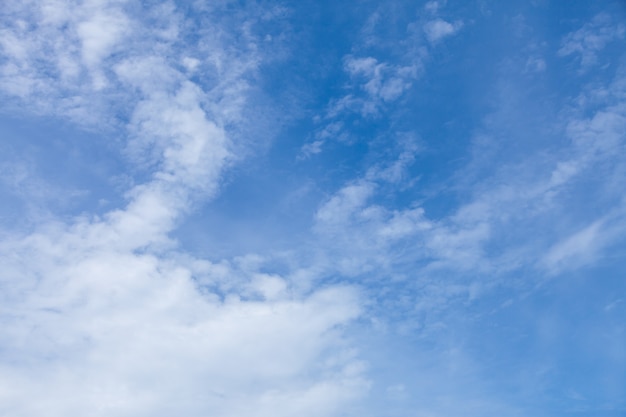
[0,226,366,416]
[558,13,625,69]
[300,6,435,156]
[0,1,368,416]
[423,18,462,43]
[424,1,444,14]
[344,56,417,104]
[0,0,134,115]
[1,2,626,417]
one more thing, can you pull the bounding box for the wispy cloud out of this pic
[558,12,625,70]
[300,3,463,157]
[300,12,626,332]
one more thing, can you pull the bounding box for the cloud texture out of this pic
[1,1,625,416]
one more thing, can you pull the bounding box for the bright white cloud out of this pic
[0,1,369,416]
[0,230,366,416]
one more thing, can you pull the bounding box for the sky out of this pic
[0,1,625,416]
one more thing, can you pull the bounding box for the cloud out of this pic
[424,1,444,14]
[303,15,626,326]
[302,4,464,155]
[309,54,420,133]
[301,8,433,154]
[344,56,417,103]
[558,13,625,69]
[0,1,369,416]
[541,218,604,273]
[0,0,135,110]
[0,230,367,416]
[541,201,626,275]
[315,181,376,228]
[423,18,463,43]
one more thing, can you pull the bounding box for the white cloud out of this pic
[344,55,417,106]
[0,0,136,101]
[76,3,132,88]
[0,231,367,416]
[423,18,463,43]
[365,136,421,184]
[541,219,604,273]
[304,9,436,154]
[304,31,626,321]
[424,1,444,14]
[558,13,625,69]
[0,1,369,415]
[315,181,376,227]
[541,201,626,275]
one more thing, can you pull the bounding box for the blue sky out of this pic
[0,1,625,416]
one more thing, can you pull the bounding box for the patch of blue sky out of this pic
[0,0,624,416]
[0,114,127,231]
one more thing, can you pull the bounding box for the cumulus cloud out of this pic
[423,18,463,43]
[0,227,366,417]
[0,0,134,110]
[0,1,368,416]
